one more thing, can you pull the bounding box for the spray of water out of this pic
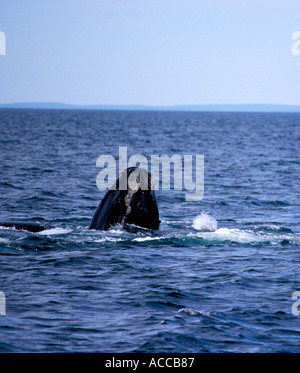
[192,212,218,232]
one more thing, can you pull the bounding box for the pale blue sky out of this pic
[0,0,300,106]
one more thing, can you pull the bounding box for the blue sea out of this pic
[0,109,299,353]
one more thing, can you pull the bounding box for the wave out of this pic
[191,227,263,244]
[133,236,163,242]
[190,227,299,245]
[0,213,299,247]
[178,307,212,317]
[189,212,299,245]
[37,227,73,236]
[0,237,10,244]
[93,237,124,243]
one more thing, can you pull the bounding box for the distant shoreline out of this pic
[1,102,300,113]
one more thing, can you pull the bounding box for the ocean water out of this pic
[0,109,299,353]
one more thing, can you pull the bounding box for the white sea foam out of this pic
[108,227,124,234]
[38,228,73,236]
[0,237,10,244]
[190,225,300,245]
[133,236,163,242]
[0,225,16,231]
[193,227,263,244]
[94,237,124,243]
[191,213,300,245]
[192,213,218,232]
[178,307,212,317]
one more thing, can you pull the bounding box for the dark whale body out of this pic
[89,167,160,231]
[0,221,46,232]
[0,168,159,233]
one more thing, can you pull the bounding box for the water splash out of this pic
[192,212,218,232]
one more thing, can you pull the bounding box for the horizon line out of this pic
[1,102,300,113]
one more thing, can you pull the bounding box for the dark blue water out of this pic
[0,109,300,352]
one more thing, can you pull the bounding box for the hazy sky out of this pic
[1,0,300,106]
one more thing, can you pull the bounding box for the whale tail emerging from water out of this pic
[89,167,160,231]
